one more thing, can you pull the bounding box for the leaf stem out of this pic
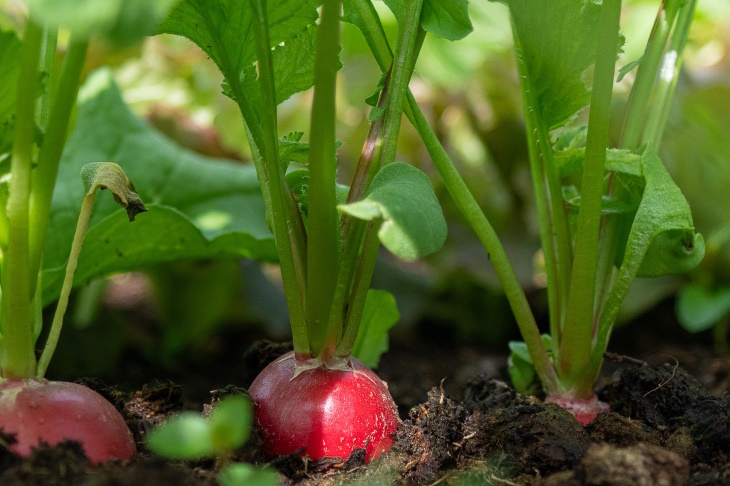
[513,29,564,348]
[558,0,622,396]
[29,38,88,290]
[307,0,343,360]
[642,0,696,151]
[36,192,96,377]
[331,86,388,356]
[0,22,43,379]
[337,0,424,356]
[248,0,309,354]
[620,0,681,150]
[345,0,558,391]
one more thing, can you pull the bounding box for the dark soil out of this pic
[2,320,730,484]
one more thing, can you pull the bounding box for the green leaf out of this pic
[28,0,178,46]
[676,284,730,333]
[285,168,350,229]
[383,0,473,41]
[556,148,642,179]
[507,335,552,395]
[279,132,309,168]
[41,70,275,306]
[419,0,473,41]
[601,150,705,327]
[160,0,320,104]
[146,396,253,460]
[208,395,252,452]
[146,413,216,459]
[617,55,643,83]
[352,289,400,368]
[0,29,22,155]
[495,0,623,129]
[338,163,446,260]
[218,464,280,486]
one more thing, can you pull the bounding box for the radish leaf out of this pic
[493,0,623,130]
[601,150,705,328]
[41,70,274,306]
[383,0,473,41]
[160,0,320,106]
[352,289,399,368]
[676,285,730,333]
[28,0,178,46]
[338,163,446,260]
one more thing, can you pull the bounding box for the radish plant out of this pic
[341,0,705,424]
[157,0,448,461]
[0,1,180,464]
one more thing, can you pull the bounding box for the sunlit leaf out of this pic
[338,163,446,260]
[42,70,275,306]
[493,0,623,129]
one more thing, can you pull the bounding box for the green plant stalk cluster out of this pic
[348,0,699,399]
[558,0,622,394]
[245,0,427,362]
[0,16,140,381]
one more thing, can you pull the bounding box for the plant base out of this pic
[545,394,610,425]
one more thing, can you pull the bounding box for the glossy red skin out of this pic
[249,351,399,462]
[0,379,136,464]
[545,394,610,425]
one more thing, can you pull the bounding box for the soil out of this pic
[1,303,729,485]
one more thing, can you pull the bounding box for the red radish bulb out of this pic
[0,379,136,464]
[248,351,399,462]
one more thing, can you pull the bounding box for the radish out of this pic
[233,0,443,465]
[0,161,145,464]
[0,379,136,464]
[249,351,398,462]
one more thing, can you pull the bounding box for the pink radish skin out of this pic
[545,394,610,425]
[249,351,399,462]
[0,379,136,464]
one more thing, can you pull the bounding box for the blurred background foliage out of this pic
[2,0,729,377]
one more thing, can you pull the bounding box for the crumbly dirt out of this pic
[2,337,730,485]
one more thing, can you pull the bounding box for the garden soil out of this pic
[1,302,730,485]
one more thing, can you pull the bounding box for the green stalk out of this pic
[29,39,88,289]
[37,28,58,128]
[345,0,558,391]
[620,0,681,150]
[584,0,696,386]
[248,0,308,354]
[513,29,564,347]
[0,23,43,379]
[307,0,343,360]
[410,98,559,392]
[558,0,622,396]
[330,88,388,356]
[642,0,696,151]
[36,192,96,377]
[337,0,423,355]
[337,221,381,356]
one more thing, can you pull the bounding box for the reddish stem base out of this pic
[545,394,610,425]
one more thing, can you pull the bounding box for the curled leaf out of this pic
[80,162,147,221]
[338,163,446,260]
